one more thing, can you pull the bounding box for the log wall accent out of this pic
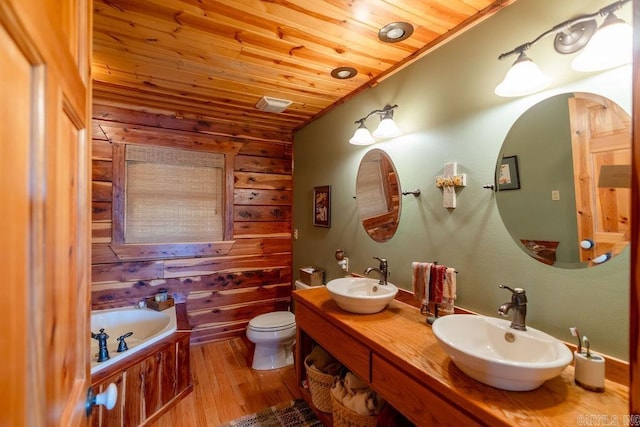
[91,103,293,344]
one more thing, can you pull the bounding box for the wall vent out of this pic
[255,96,292,113]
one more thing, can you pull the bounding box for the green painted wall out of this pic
[293,0,632,359]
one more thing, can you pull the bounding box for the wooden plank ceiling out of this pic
[92,0,514,139]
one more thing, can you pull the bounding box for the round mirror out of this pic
[356,149,401,242]
[496,92,631,268]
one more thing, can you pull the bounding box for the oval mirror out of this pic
[356,149,401,242]
[496,92,631,268]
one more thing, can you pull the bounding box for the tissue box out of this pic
[299,267,324,286]
[146,296,175,311]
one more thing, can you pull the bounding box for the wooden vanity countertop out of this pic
[293,287,629,427]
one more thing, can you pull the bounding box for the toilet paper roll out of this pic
[574,351,605,392]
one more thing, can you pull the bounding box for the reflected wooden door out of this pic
[0,0,92,425]
[569,93,631,263]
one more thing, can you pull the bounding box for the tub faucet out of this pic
[364,257,389,286]
[498,285,527,331]
[91,328,110,362]
[117,332,133,353]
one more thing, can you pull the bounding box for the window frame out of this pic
[110,141,237,261]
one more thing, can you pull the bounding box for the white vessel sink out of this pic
[432,314,573,391]
[326,277,398,314]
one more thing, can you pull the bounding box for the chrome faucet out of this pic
[498,285,527,331]
[364,257,389,286]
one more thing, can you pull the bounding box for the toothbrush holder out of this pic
[574,351,605,392]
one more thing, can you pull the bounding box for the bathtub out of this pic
[90,305,177,375]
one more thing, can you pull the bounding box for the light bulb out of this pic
[349,123,375,145]
[572,12,632,72]
[372,110,401,138]
[592,252,612,264]
[580,239,594,249]
[495,52,550,97]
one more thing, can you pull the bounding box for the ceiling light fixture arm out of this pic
[354,104,398,125]
[497,0,630,61]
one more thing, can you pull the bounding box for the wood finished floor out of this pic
[151,337,302,427]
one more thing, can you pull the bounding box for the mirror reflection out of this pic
[356,149,401,242]
[496,92,631,268]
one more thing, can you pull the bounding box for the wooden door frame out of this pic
[630,1,639,416]
[0,0,92,425]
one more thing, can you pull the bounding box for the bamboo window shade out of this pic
[357,158,391,219]
[125,145,224,244]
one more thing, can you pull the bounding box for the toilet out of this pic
[246,281,322,370]
[246,311,296,370]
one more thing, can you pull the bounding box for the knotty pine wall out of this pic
[91,103,293,344]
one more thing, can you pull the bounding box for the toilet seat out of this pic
[248,311,295,332]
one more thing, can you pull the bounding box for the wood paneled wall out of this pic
[91,103,293,345]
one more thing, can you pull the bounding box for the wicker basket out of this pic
[299,266,324,286]
[304,355,335,413]
[330,390,378,427]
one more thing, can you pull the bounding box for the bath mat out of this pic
[220,399,322,427]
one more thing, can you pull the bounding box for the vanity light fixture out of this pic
[579,239,612,264]
[495,0,632,97]
[349,105,401,145]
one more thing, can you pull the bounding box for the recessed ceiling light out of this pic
[378,22,414,43]
[331,66,358,79]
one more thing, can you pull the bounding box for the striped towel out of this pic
[411,262,433,307]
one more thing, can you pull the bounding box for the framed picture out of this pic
[497,155,520,191]
[313,185,331,228]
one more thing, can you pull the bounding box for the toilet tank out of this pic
[295,280,315,290]
[293,280,324,312]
